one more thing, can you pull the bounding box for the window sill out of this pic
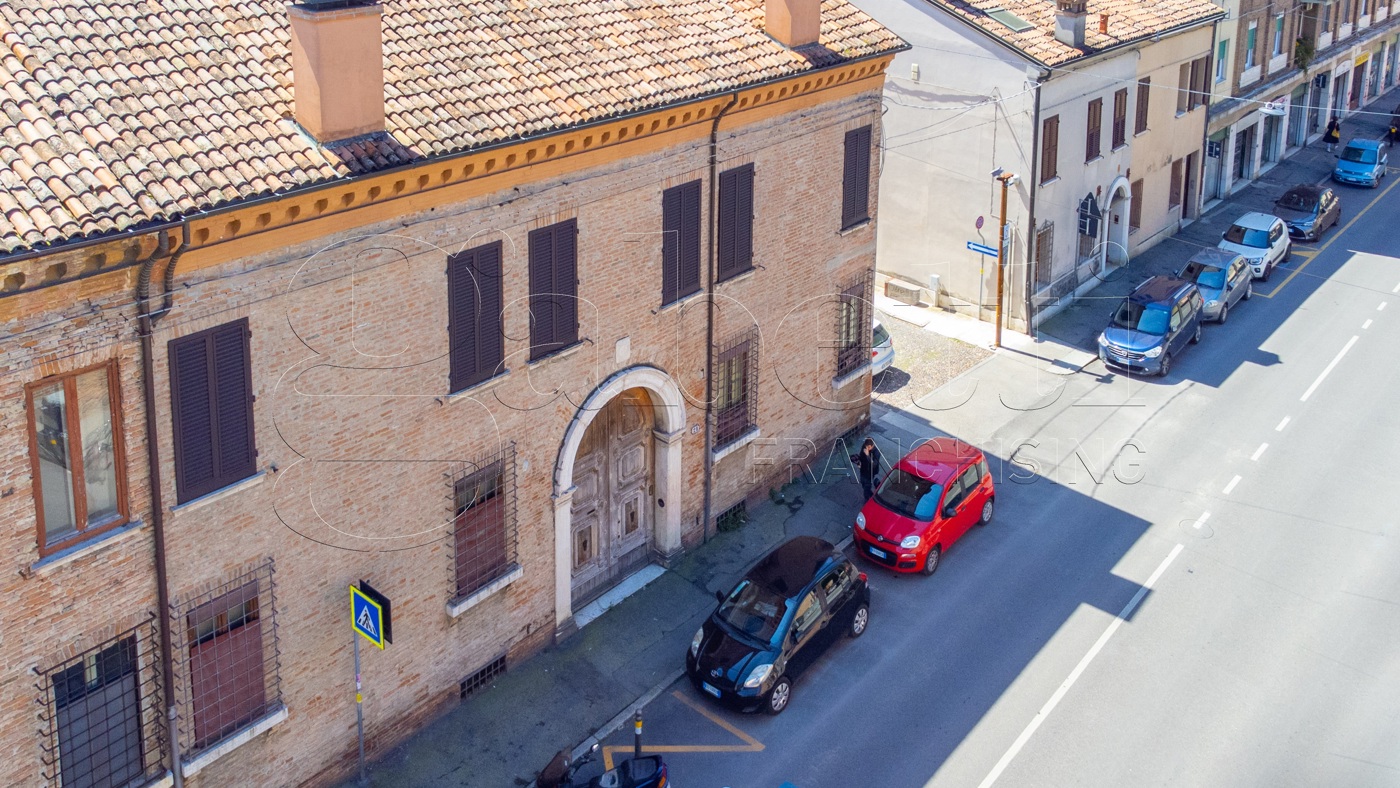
[142,771,175,788]
[1039,176,1060,187]
[1268,55,1287,74]
[443,371,510,405]
[1111,144,1128,152]
[172,471,268,515]
[1134,129,1149,138]
[446,564,524,619]
[527,340,586,368]
[711,427,760,463]
[831,363,872,390]
[658,289,704,314]
[839,219,871,236]
[181,704,289,779]
[717,268,756,287]
[28,519,147,576]
[1085,155,1103,165]
[1239,66,1262,88]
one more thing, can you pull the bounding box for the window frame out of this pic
[451,444,518,601]
[841,126,873,230]
[26,360,131,557]
[1034,222,1055,290]
[1135,79,1150,134]
[713,329,759,448]
[1112,89,1128,149]
[1217,40,1229,82]
[834,273,873,378]
[1272,15,1285,57]
[1245,23,1258,69]
[169,319,257,504]
[1086,98,1103,161]
[1129,179,1144,232]
[1169,159,1184,209]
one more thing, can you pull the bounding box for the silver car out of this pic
[871,320,895,375]
[1178,248,1252,323]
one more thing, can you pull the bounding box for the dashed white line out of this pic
[1251,443,1269,461]
[1300,336,1359,402]
[1393,282,1400,293]
[1223,475,1242,494]
[1379,302,1388,312]
[1191,511,1211,530]
[1276,416,1291,431]
[978,544,1185,788]
[1363,319,1373,330]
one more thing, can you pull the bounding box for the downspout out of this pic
[1025,71,1048,336]
[137,221,190,788]
[1200,21,1221,216]
[702,91,740,543]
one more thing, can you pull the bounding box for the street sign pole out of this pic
[355,632,365,785]
[994,174,1009,349]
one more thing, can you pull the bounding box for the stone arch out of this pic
[1104,176,1132,267]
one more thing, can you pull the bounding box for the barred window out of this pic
[173,562,281,755]
[1034,222,1055,290]
[40,621,164,788]
[834,272,873,377]
[451,444,518,599]
[713,328,759,448]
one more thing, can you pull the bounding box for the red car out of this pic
[853,438,995,574]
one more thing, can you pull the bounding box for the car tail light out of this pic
[858,572,868,584]
[871,349,878,357]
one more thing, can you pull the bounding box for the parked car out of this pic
[686,536,869,715]
[1218,212,1290,281]
[1097,276,1204,377]
[1273,184,1341,241]
[1333,139,1388,188]
[853,438,994,575]
[871,319,895,375]
[1177,249,1252,323]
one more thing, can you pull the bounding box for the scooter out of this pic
[537,743,668,788]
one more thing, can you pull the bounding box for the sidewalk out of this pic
[354,451,871,787]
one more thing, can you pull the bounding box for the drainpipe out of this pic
[1025,71,1048,335]
[137,221,189,788]
[701,91,739,542]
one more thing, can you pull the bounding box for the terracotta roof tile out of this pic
[1,0,903,254]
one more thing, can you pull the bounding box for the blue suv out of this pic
[1097,276,1205,377]
[1333,139,1388,188]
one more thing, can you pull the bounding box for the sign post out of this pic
[350,582,392,785]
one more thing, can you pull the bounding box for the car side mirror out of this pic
[942,505,957,519]
[1172,269,1180,277]
[1221,232,1228,240]
[715,590,724,603]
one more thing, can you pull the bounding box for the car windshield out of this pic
[1182,262,1225,290]
[873,323,891,346]
[1112,301,1170,335]
[1275,191,1316,211]
[1341,146,1378,164]
[873,469,943,522]
[1223,224,1271,248]
[715,579,788,643]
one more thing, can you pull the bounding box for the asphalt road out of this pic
[591,178,1400,787]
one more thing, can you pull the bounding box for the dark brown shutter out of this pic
[1112,89,1128,148]
[718,164,754,281]
[1169,160,1184,208]
[1041,116,1059,183]
[170,334,215,502]
[528,220,578,360]
[448,241,504,391]
[1086,99,1102,161]
[662,181,702,305]
[170,319,254,503]
[1130,179,1144,230]
[842,126,872,229]
[212,322,255,485]
[1135,78,1150,134]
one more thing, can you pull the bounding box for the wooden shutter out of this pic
[842,126,872,230]
[528,220,578,360]
[1112,89,1128,148]
[1041,116,1059,183]
[454,463,507,596]
[718,164,754,281]
[448,242,504,391]
[1086,99,1102,161]
[170,319,254,503]
[662,181,702,305]
[1135,78,1150,134]
[1130,179,1144,230]
[1169,160,1184,208]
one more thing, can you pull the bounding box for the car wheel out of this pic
[1158,352,1172,377]
[1243,280,1253,301]
[766,676,792,715]
[977,497,995,525]
[921,546,942,576]
[1262,261,1272,282]
[1217,303,1228,324]
[849,604,869,638]
[1191,323,1202,344]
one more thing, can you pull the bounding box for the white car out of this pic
[871,320,895,375]
[1217,212,1290,281]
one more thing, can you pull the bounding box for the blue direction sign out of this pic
[966,241,998,257]
[351,583,390,649]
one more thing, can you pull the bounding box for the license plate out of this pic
[867,545,888,559]
[702,682,721,698]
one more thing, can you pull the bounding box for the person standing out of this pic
[851,438,883,501]
[1325,116,1341,153]
[1388,115,1400,149]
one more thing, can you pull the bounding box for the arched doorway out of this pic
[553,365,686,629]
[1104,178,1131,267]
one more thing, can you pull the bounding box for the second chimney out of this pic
[289,1,386,142]
[767,0,822,48]
[1054,0,1088,48]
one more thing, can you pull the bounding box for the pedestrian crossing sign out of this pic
[350,584,388,649]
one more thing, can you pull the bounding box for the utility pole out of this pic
[991,168,1019,349]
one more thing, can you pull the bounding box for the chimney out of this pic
[766,0,822,48]
[1098,13,1109,33]
[289,0,386,142]
[1053,0,1088,47]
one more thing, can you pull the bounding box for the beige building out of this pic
[0,0,904,786]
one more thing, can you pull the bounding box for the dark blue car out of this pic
[1097,276,1205,377]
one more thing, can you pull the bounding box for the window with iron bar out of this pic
[449,443,518,601]
[713,328,760,448]
[170,560,282,756]
[38,618,165,788]
[834,271,873,378]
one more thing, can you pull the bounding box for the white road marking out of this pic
[1379,302,1388,312]
[1300,336,1359,402]
[1251,443,1268,461]
[1223,475,1242,494]
[1363,319,1373,329]
[1192,511,1211,530]
[1276,416,1290,431]
[1393,282,1400,293]
[977,544,1184,788]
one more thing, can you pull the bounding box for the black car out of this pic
[1273,184,1340,241]
[686,536,869,714]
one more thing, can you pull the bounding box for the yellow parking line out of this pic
[600,690,764,769]
[1257,175,1400,298]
